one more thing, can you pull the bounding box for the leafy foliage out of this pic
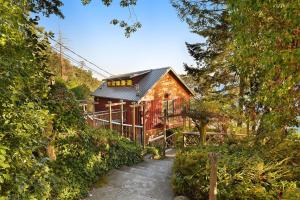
[172,1,300,199]
[227,0,300,141]
[47,51,100,100]
[173,0,300,140]
[46,80,85,131]
[71,84,91,100]
[0,1,143,199]
[183,99,224,145]
[0,1,53,198]
[173,136,300,200]
[50,128,142,199]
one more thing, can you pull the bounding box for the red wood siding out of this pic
[142,72,192,141]
[93,71,192,143]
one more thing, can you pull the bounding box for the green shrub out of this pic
[47,80,85,132]
[172,137,300,200]
[71,84,91,100]
[50,128,143,199]
[143,146,162,159]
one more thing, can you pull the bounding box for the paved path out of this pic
[86,150,175,200]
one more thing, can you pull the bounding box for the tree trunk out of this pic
[209,153,218,200]
[200,122,207,145]
[238,76,245,127]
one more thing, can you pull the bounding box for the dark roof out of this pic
[92,67,193,102]
[104,69,152,80]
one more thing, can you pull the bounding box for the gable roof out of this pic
[92,67,194,102]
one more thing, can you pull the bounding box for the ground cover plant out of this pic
[172,135,300,200]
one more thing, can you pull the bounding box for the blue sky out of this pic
[39,0,202,79]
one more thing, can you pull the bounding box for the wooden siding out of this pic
[93,71,192,144]
[142,72,192,142]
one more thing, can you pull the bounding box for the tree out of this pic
[173,0,300,141]
[227,0,300,143]
[172,0,248,137]
[0,0,55,197]
[0,0,144,197]
[183,100,221,145]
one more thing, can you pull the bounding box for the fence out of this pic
[87,100,145,145]
[144,98,188,131]
[182,132,227,147]
[85,98,190,147]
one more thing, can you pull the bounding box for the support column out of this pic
[120,100,124,136]
[209,153,219,200]
[108,101,112,130]
[131,102,136,142]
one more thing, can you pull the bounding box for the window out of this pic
[162,99,175,116]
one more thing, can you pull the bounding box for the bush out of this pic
[50,127,143,199]
[47,80,85,132]
[1,80,143,200]
[143,146,162,159]
[172,137,300,200]
[71,84,91,100]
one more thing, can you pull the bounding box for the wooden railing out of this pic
[166,133,176,149]
[86,100,145,145]
[92,109,127,122]
[182,132,202,147]
[182,132,246,147]
[94,118,143,144]
[148,132,176,150]
[148,134,164,146]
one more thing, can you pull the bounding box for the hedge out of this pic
[172,136,300,200]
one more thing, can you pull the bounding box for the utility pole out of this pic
[58,30,64,78]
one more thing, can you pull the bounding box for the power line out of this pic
[52,46,107,78]
[46,34,114,76]
[31,23,114,78]
[51,46,107,78]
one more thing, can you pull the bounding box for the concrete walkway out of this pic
[86,151,175,200]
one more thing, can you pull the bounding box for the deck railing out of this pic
[86,100,145,145]
[93,118,143,143]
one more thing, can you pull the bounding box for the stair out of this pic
[86,157,174,200]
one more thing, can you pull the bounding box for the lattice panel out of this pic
[166,134,176,148]
[183,134,201,147]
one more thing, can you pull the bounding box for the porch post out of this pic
[108,101,112,130]
[92,112,96,127]
[131,102,136,142]
[120,100,124,136]
[142,102,145,148]
[163,109,167,157]
[209,152,218,200]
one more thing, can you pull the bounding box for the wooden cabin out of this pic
[92,67,194,144]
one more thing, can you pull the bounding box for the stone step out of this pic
[88,185,158,200]
[133,160,173,173]
[126,161,173,173]
[86,152,175,200]
[116,165,171,182]
[130,165,173,178]
[105,169,173,200]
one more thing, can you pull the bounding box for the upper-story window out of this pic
[162,99,175,116]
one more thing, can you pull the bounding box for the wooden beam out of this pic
[131,102,136,142]
[120,100,124,136]
[129,103,143,108]
[142,102,145,148]
[108,101,112,130]
[209,153,219,200]
[105,102,126,107]
[163,109,167,157]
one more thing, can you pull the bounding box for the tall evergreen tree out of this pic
[172,0,245,132]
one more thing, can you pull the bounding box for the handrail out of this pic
[86,109,126,116]
[183,132,228,136]
[166,133,176,139]
[148,134,164,143]
[94,118,143,128]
